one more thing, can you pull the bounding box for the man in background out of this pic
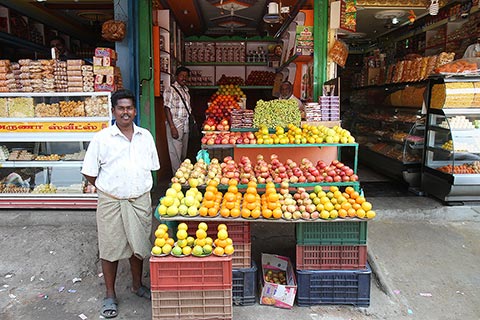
[50,36,76,60]
[279,80,304,118]
[463,26,480,58]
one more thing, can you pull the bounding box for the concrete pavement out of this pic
[0,194,479,320]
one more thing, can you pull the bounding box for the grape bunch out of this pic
[253,99,301,128]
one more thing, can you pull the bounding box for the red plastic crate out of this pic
[296,245,367,270]
[232,242,251,269]
[150,255,232,291]
[185,221,251,244]
[152,289,232,320]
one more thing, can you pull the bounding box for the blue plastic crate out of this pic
[232,261,257,306]
[296,263,371,307]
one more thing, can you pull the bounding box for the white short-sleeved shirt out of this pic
[81,123,160,199]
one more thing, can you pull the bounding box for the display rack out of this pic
[0,92,111,209]
[422,75,480,203]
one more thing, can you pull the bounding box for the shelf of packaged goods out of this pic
[0,193,98,209]
[189,86,273,90]
[0,31,49,53]
[0,92,111,98]
[184,62,269,66]
[0,160,83,168]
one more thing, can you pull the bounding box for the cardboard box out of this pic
[259,254,297,309]
[95,47,117,59]
[94,83,117,92]
[94,65,115,75]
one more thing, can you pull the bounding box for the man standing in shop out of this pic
[81,89,160,319]
[279,80,304,116]
[463,26,480,58]
[49,36,76,60]
[164,66,191,175]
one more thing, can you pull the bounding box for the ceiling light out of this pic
[207,0,255,12]
[392,17,399,25]
[263,1,288,24]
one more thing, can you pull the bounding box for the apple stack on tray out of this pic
[203,94,240,131]
[294,185,372,308]
[231,109,254,129]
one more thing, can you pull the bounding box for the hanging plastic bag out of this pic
[328,39,349,68]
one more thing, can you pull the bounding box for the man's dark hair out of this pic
[176,66,190,76]
[50,36,65,45]
[281,81,293,87]
[111,89,135,107]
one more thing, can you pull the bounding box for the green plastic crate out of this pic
[296,221,367,245]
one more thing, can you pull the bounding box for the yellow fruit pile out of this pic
[192,222,214,256]
[213,224,234,256]
[199,180,222,217]
[240,180,261,219]
[261,182,282,219]
[171,223,193,256]
[312,186,376,220]
[151,224,175,255]
[219,179,241,218]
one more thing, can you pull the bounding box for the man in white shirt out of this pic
[279,80,304,118]
[82,89,160,319]
[463,28,480,58]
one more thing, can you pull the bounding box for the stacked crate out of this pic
[150,255,233,320]
[295,221,371,307]
[186,221,256,305]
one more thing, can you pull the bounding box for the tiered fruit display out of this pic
[238,155,256,184]
[278,181,298,220]
[220,156,240,184]
[151,224,175,256]
[171,223,193,256]
[201,131,257,145]
[178,181,203,217]
[157,183,184,217]
[214,84,246,100]
[171,159,207,185]
[213,224,235,256]
[315,159,358,182]
[204,94,241,131]
[192,222,214,257]
[205,158,222,185]
[253,99,302,128]
[199,180,222,217]
[437,162,480,174]
[240,180,261,219]
[219,179,242,218]
[261,182,282,219]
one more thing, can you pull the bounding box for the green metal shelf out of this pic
[216,181,360,191]
[235,143,358,148]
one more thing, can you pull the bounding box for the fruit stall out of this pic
[149,83,374,318]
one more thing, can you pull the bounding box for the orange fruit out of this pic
[366,210,376,219]
[351,191,360,199]
[247,181,257,188]
[225,193,236,202]
[356,196,366,204]
[352,203,361,210]
[251,209,261,219]
[241,208,251,218]
[345,186,355,194]
[220,208,230,217]
[267,202,278,210]
[225,201,235,210]
[347,208,356,217]
[246,201,257,210]
[228,179,238,186]
[203,200,215,208]
[356,208,366,218]
[246,187,257,194]
[224,245,234,255]
[272,208,282,219]
[204,191,215,201]
[361,201,372,211]
[205,185,217,193]
[199,206,208,216]
[230,207,241,218]
[262,208,273,219]
[268,193,279,202]
[245,193,256,203]
[214,246,224,256]
[215,193,223,201]
[208,207,218,217]
[338,208,348,218]
[329,186,339,193]
[341,202,352,210]
[228,185,238,194]
[216,239,228,248]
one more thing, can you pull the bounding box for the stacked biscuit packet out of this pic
[82,65,94,92]
[54,60,68,92]
[93,48,123,92]
[231,109,254,128]
[18,59,33,92]
[67,60,84,92]
[0,60,12,92]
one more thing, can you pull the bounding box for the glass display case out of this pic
[349,84,425,187]
[422,76,480,203]
[0,92,111,208]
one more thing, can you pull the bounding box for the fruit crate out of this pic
[296,221,368,245]
[150,255,232,291]
[232,261,257,306]
[296,264,371,307]
[296,245,367,270]
[232,242,251,269]
[185,221,251,243]
[152,289,232,320]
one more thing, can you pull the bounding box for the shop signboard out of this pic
[330,0,357,33]
[295,26,313,56]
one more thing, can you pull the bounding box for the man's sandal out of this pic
[133,285,151,300]
[101,297,118,319]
